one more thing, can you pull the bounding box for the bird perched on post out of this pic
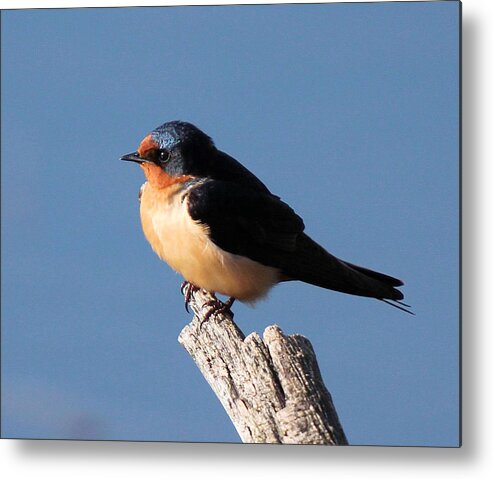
[121,120,411,318]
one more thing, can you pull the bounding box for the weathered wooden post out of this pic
[178,285,348,445]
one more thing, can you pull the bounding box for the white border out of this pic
[0,0,429,8]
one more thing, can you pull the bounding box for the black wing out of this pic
[187,179,406,303]
[187,179,305,261]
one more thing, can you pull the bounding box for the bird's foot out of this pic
[200,296,236,329]
[180,281,201,313]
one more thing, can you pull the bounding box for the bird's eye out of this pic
[158,149,170,163]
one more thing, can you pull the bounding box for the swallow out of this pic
[121,120,412,318]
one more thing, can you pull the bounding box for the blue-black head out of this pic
[120,121,216,180]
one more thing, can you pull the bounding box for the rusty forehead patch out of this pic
[137,134,160,157]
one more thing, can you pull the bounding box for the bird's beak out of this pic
[120,152,152,164]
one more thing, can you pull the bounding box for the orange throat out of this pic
[140,163,192,189]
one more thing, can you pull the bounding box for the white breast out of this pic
[139,182,280,302]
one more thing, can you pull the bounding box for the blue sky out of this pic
[1,1,460,446]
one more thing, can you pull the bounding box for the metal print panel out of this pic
[1,0,460,446]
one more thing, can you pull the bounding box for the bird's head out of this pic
[121,121,215,188]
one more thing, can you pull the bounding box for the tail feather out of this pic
[281,233,407,305]
[342,261,404,287]
[380,299,415,315]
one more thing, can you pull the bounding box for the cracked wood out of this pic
[178,286,348,445]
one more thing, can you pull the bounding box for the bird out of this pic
[121,120,412,318]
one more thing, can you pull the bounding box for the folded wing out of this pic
[186,179,406,303]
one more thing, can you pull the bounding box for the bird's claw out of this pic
[181,281,200,313]
[199,296,236,329]
[180,283,236,329]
